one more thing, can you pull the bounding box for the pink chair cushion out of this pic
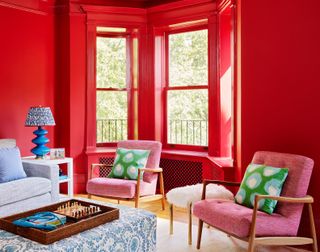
[86,177,157,199]
[118,140,162,183]
[193,199,297,238]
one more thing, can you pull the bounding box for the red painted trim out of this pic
[0,0,49,15]
[164,144,208,152]
[72,0,147,9]
[233,0,240,180]
[86,23,97,148]
[229,0,236,164]
[96,33,129,38]
[154,28,165,142]
[163,31,169,146]
[83,5,147,26]
[166,22,208,34]
[166,85,208,90]
[81,5,147,15]
[147,0,214,13]
[217,0,231,12]
[147,1,216,27]
[96,87,127,91]
[127,34,134,139]
[208,14,220,156]
[85,146,117,155]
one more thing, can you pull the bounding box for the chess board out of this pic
[54,201,101,221]
[0,199,120,244]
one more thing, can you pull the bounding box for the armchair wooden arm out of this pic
[138,167,163,173]
[202,179,241,200]
[255,194,314,204]
[90,163,113,179]
[135,167,165,209]
[249,194,317,250]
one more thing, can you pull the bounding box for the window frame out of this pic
[95,31,137,147]
[163,24,210,151]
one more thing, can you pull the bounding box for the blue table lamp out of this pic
[25,106,55,159]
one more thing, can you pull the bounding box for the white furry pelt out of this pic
[166,183,234,208]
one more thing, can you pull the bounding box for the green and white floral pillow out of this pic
[108,148,150,180]
[235,164,289,214]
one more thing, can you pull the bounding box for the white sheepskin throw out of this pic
[166,183,234,208]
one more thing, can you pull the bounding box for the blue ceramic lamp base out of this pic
[31,126,50,159]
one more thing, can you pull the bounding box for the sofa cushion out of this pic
[0,147,26,183]
[193,199,297,238]
[0,177,51,206]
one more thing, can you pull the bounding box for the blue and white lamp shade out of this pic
[25,107,55,159]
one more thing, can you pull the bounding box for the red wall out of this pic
[0,4,55,156]
[238,0,320,239]
[1,0,320,241]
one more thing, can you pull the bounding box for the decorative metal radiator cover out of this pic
[160,158,202,191]
[98,157,203,190]
[98,157,114,177]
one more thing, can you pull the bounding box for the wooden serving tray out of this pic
[0,199,119,245]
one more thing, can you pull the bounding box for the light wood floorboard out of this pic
[76,194,193,223]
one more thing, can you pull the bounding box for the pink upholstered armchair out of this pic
[86,140,165,209]
[194,151,317,252]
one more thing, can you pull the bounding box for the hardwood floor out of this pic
[75,194,195,224]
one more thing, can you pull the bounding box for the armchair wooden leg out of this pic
[248,238,255,252]
[188,203,192,245]
[170,204,173,235]
[248,201,258,252]
[135,170,142,208]
[196,219,203,249]
[135,198,139,208]
[308,203,318,252]
[159,172,165,210]
[88,194,92,199]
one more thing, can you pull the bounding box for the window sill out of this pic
[86,147,234,169]
[162,149,208,158]
[207,156,233,169]
[162,149,233,169]
[86,147,116,156]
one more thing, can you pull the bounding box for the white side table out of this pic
[22,157,74,199]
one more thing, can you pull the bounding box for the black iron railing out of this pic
[168,119,208,146]
[97,119,127,143]
[97,118,208,146]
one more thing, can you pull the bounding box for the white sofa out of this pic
[0,139,59,217]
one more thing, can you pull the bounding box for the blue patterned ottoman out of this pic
[0,199,156,252]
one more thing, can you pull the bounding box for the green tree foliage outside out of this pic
[169,29,208,86]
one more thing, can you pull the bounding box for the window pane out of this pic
[97,91,127,143]
[167,90,208,146]
[96,37,126,88]
[169,29,208,86]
